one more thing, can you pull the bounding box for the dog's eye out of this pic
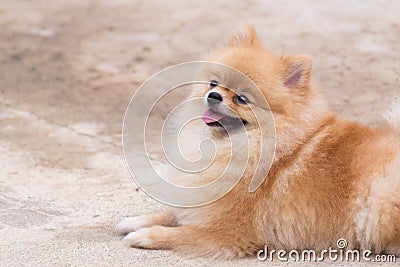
[235,95,250,105]
[209,80,219,88]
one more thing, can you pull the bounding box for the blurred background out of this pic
[0,1,399,266]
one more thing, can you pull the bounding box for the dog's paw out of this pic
[115,216,148,235]
[122,228,156,248]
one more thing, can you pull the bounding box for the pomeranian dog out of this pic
[116,25,400,259]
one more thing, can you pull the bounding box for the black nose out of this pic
[207,92,223,104]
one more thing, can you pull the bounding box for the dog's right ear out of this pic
[228,24,261,47]
[280,55,312,90]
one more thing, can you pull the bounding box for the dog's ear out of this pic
[281,55,312,89]
[228,24,260,47]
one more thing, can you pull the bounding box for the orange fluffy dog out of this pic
[116,25,400,259]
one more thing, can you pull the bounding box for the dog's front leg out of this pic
[123,225,258,259]
[115,210,176,235]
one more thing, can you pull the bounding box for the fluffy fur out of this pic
[116,25,400,259]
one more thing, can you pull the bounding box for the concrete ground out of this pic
[0,0,399,266]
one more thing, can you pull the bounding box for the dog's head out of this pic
[200,25,315,136]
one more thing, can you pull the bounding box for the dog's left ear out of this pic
[228,24,260,47]
[281,55,312,89]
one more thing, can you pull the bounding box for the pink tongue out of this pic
[202,109,225,124]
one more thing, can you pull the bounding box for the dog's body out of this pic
[117,26,400,258]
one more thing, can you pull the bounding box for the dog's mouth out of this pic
[201,109,247,130]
